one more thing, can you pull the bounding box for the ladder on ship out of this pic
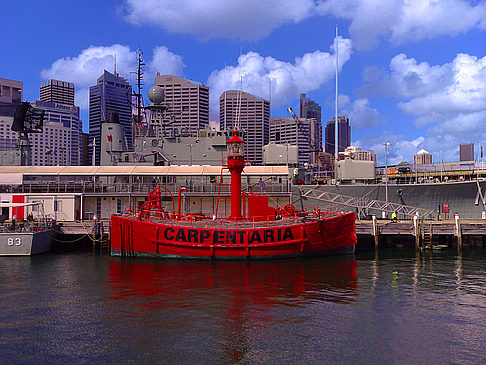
[297,185,434,219]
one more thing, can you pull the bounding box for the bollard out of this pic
[413,215,420,251]
[372,215,379,249]
[454,213,462,252]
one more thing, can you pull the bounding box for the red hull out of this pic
[110,213,356,259]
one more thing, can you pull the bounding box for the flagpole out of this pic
[334,25,339,181]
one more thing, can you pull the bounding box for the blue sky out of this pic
[2,0,485,164]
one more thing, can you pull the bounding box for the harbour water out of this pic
[1,246,485,364]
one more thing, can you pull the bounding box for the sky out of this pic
[1,0,485,165]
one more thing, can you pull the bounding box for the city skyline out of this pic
[1,0,485,165]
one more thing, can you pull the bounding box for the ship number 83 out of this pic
[7,238,22,246]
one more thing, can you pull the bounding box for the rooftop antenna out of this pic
[334,25,339,180]
[114,54,117,75]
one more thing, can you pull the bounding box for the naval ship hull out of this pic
[0,229,54,256]
[293,180,486,219]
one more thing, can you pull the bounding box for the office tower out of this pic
[31,100,83,165]
[0,78,23,151]
[40,79,75,105]
[414,149,432,165]
[299,93,322,150]
[270,116,320,166]
[153,74,209,136]
[220,90,270,165]
[460,143,474,161]
[89,70,132,165]
[325,116,350,154]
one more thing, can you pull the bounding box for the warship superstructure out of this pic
[100,84,241,166]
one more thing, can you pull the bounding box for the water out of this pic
[1,247,486,364]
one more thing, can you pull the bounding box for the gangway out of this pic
[298,185,434,219]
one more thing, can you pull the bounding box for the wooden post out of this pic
[372,215,379,249]
[454,213,462,252]
[413,215,420,251]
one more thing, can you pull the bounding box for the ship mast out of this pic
[132,50,145,140]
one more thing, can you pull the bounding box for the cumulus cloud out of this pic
[317,0,486,50]
[41,45,184,109]
[396,53,486,127]
[123,0,314,41]
[122,0,486,48]
[358,52,486,162]
[206,36,352,111]
[341,97,385,129]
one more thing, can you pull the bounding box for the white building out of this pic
[339,146,376,162]
[31,101,83,165]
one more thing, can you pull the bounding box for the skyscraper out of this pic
[269,116,320,166]
[299,93,322,157]
[325,116,350,154]
[40,79,75,105]
[31,100,82,165]
[220,90,270,165]
[89,70,132,165]
[153,74,209,136]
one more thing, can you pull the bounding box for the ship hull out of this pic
[110,213,356,260]
[0,230,54,256]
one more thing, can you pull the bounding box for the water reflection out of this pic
[108,257,358,307]
[107,257,358,362]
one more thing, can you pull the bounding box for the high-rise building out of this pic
[0,78,23,152]
[220,90,270,165]
[30,100,83,165]
[325,116,350,154]
[89,70,132,165]
[153,74,209,136]
[269,116,320,166]
[414,149,432,165]
[299,93,322,157]
[460,143,474,161]
[40,79,75,105]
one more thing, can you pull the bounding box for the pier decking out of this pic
[356,218,486,250]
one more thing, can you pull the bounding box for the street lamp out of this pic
[384,142,391,203]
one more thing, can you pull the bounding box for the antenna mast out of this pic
[131,49,145,143]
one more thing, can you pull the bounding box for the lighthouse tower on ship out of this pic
[226,130,245,221]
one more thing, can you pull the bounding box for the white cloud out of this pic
[41,45,184,110]
[123,0,314,41]
[122,1,486,48]
[397,53,486,127]
[342,97,385,129]
[358,52,486,162]
[206,37,352,111]
[317,0,486,50]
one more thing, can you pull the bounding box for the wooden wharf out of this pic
[356,218,486,251]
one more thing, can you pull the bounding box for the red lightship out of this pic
[110,131,356,259]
